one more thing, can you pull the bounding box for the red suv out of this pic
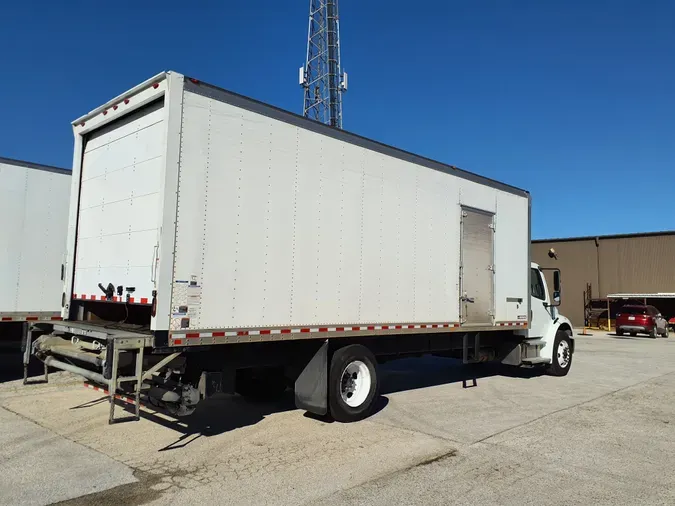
[616,305,669,338]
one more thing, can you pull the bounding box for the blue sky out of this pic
[1,1,673,239]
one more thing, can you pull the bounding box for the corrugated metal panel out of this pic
[531,239,598,326]
[533,233,675,326]
[532,230,675,243]
[599,235,675,295]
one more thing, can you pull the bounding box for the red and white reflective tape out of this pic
[73,294,151,305]
[0,315,62,322]
[84,383,139,405]
[173,322,462,341]
[496,322,528,327]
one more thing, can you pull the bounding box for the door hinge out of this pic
[462,211,468,218]
[489,223,496,231]
[487,264,495,272]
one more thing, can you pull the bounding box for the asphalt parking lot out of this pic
[1,331,675,506]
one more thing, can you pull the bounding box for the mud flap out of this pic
[294,339,328,415]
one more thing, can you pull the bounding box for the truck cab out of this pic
[514,262,574,375]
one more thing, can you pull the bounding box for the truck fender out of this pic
[539,317,575,361]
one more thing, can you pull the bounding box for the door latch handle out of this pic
[461,296,475,303]
[150,244,159,283]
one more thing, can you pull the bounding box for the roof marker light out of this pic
[113,105,118,110]
[189,78,200,84]
[124,99,130,104]
[103,110,108,115]
[152,83,159,89]
[80,122,85,127]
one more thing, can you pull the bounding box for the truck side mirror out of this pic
[552,270,561,306]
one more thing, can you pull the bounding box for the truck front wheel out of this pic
[547,330,573,377]
[329,344,379,422]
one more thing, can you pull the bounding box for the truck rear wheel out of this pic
[547,330,572,377]
[329,344,379,422]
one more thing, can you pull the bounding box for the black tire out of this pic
[235,367,287,401]
[616,328,624,336]
[664,327,670,338]
[649,327,658,339]
[329,344,379,423]
[547,329,573,377]
[630,332,637,337]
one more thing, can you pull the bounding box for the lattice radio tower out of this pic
[299,0,347,129]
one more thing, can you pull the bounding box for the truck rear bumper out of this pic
[26,322,167,423]
[618,325,650,333]
[29,322,155,388]
[25,321,210,424]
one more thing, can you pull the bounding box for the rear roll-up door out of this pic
[73,99,165,304]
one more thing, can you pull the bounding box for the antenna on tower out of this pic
[299,0,347,129]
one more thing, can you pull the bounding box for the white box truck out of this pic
[0,157,70,344]
[29,72,574,423]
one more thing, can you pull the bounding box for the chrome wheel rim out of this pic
[557,340,571,368]
[340,360,371,407]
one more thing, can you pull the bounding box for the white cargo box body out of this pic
[0,158,70,322]
[66,72,530,346]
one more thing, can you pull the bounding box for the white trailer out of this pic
[29,72,574,423]
[0,157,70,341]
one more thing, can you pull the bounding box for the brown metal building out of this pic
[532,231,675,326]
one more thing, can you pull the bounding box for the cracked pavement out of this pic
[1,331,675,505]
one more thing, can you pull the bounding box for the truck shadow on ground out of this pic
[379,355,544,396]
[1,346,543,450]
[0,344,52,384]
[76,355,544,451]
